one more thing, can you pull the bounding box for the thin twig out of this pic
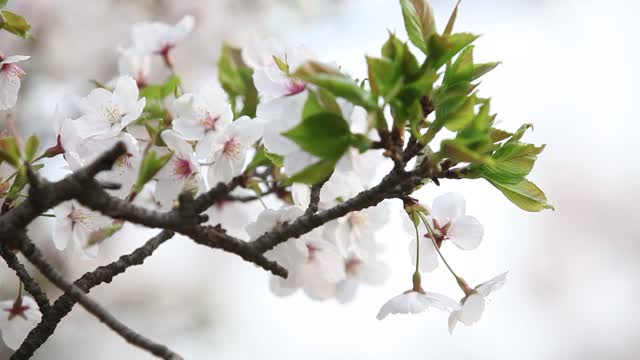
[0,244,50,313]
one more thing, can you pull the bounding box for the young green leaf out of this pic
[135,151,172,193]
[486,178,553,212]
[399,0,435,54]
[139,75,181,100]
[286,160,336,185]
[283,112,352,160]
[0,137,21,167]
[1,10,30,38]
[444,0,461,35]
[23,134,40,162]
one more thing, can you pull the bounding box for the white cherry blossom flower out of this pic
[0,296,42,350]
[74,76,146,140]
[61,123,141,199]
[335,254,390,304]
[172,85,232,142]
[117,47,151,87]
[0,53,29,111]
[326,201,390,259]
[408,192,484,272]
[131,15,194,65]
[377,289,459,320]
[154,130,203,210]
[248,206,346,300]
[448,272,508,333]
[52,200,111,257]
[197,116,263,186]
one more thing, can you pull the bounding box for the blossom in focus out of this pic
[448,272,508,333]
[408,192,484,272]
[376,289,459,320]
[0,53,29,111]
[131,15,195,66]
[154,130,203,210]
[73,76,146,140]
[172,85,233,143]
[52,200,112,257]
[0,296,42,350]
[196,116,263,186]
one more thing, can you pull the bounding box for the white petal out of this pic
[0,297,42,350]
[1,55,29,64]
[447,215,484,250]
[232,116,264,146]
[459,293,486,325]
[52,217,72,251]
[475,271,508,297]
[269,275,298,297]
[113,76,140,112]
[335,278,359,304]
[424,292,460,312]
[376,292,428,320]
[431,192,466,225]
[448,310,461,334]
[0,71,21,111]
[161,129,194,158]
[409,236,439,272]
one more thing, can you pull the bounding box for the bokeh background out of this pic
[1,0,638,359]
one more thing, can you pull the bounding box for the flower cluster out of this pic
[0,0,552,353]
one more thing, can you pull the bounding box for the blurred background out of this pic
[1,0,638,359]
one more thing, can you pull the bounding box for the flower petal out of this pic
[475,271,508,297]
[447,215,484,250]
[431,192,466,225]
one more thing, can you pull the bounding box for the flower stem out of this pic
[414,222,420,274]
[418,212,461,282]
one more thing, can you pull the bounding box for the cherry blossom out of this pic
[172,85,233,143]
[61,122,141,199]
[335,254,390,304]
[73,76,146,140]
[0,296,42,350]
[247,206,346,300]
[196,116,263,186]
[448,272,508,333]
[376,289,459,320]
[326,201,390,259]
[154,130,203,210]
[52,200,112,257]
[131,15,195,66]
[0,53,29,111]
[117,47,151,87]
[408,192,484,272]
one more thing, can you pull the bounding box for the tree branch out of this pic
[0,244,50,313]
[15,232,181,360]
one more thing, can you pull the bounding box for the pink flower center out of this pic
[222,137,242,159]
[286,80,306,96]
[1,63,26,77]
[424,219,451,248]
[69,207,87,225]
[345,257,362,276]
[306,244,319,262]
[174,158,194,179]
[201,113,221,131]
[3,300,30,321]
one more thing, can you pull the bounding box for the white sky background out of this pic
[1,0,639,359]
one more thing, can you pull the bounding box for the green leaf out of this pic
[472,62,501,81]
[399,0,435,54]
[0,0,8,9]
[139,75,181,100]
[444,46,474,86]
[1,10,30,38]
[426,32,478,70]
[218,45,258,117]
[486,178,553,212]
[246,146,283,172]
[480,143,545,184]
[442,139,491,164]
[444,0,461,35]
[294,61,377,110]
[23,134,40,162]
[0,137,21,167]
[6,166,27,201]
[283,112,352,160]
[135,151,172,193]
[287,160,336,185]
[302,90,341,119]
[273,55,290,74]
